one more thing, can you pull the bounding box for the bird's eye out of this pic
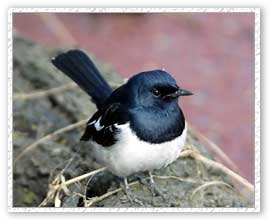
[152,88,161,97]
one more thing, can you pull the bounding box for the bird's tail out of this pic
[51,49,113,108]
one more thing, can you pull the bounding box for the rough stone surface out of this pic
[13,36,252,208]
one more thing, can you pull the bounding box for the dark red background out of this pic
[13,13,255,182]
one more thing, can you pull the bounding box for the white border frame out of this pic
[7,7,260,212]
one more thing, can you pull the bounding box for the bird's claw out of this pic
[125,189,144,206]
[137,172,166,200]
[121,178,144,206]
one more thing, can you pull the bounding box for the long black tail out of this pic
[51,49,113,109]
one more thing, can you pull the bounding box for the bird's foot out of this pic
[148,172,166,200]
[121,178,144,206]
[137,172,166,200]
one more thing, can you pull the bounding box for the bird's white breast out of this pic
[90,122,187,177]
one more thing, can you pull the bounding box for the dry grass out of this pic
[38,147,254,207]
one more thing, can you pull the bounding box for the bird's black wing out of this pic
[80,103,129,147]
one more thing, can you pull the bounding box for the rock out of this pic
[12,35,253,208]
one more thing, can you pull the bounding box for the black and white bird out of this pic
[52,49,193,201]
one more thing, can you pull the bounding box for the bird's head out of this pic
[127,70,193,108]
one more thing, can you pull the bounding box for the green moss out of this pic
[22,188,38,205]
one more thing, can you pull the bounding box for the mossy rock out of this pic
[12,35,253,208]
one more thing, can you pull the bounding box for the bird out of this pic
[51,49,193,203]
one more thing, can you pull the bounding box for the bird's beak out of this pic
[166,88,193,98]
[177,88,193,96]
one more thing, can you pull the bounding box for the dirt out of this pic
[12,35,253,208]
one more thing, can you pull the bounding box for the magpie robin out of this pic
[52,49,193,202]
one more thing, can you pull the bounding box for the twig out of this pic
[83,174,95,205]
[42,169,202,207]
[190,180,233,201]
[38,173,62,207]
[187,124,240,174]
[153,175,233,201]
[63,167,107,187]
[13,82,78,100]
[13,82,122,101]
[153,175,201,184]
[85,177,230,207]
[54,189,62,207]
[40,148,254,207]
[85,180,140,207]
[60,175,71,196]
[14,118,88,164]
[39,167,107,207]
[178,149,254,201]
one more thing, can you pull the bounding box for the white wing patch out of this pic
[88,119,97,126]
[94,117,104,131]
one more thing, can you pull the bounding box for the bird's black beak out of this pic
[166,88,193,99]
[177,88,193,96]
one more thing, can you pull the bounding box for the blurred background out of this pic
[13,12,255,182]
